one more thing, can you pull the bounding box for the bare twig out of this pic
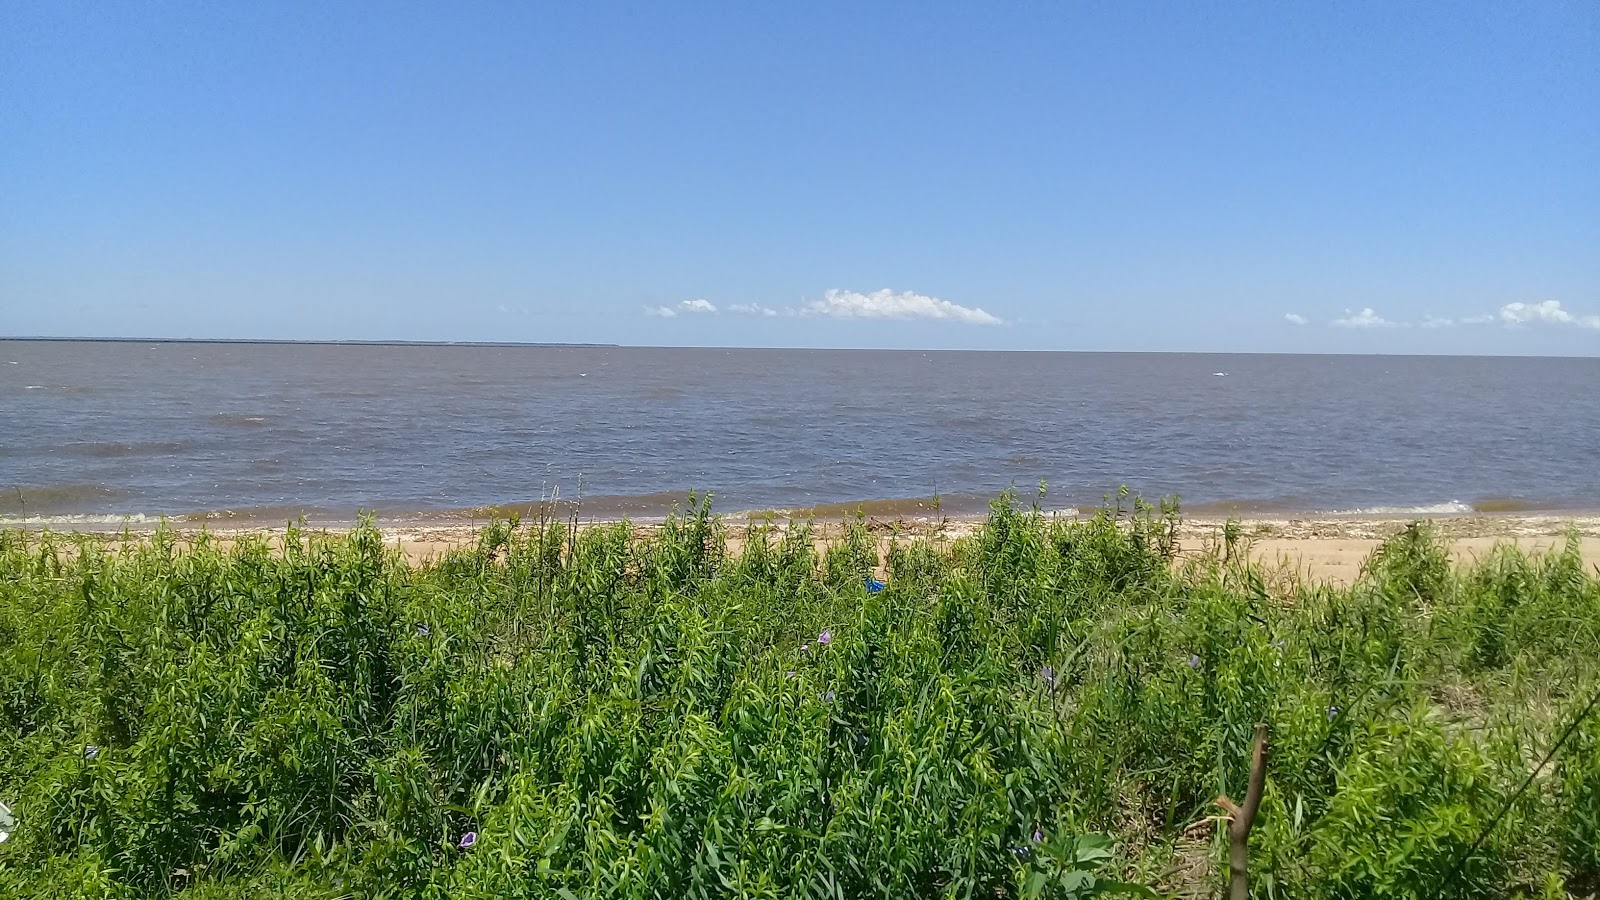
[1215,723,1269,900]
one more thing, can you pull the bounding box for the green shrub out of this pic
[0,500,1597,899]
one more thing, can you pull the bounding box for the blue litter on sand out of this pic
[865,577,885,593]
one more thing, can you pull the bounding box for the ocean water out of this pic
[3,340,1599,524]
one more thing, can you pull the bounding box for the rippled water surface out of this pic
[3,340,1598,521]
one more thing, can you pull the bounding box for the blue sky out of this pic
[2,1,1596,352]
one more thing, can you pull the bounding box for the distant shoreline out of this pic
[4,336,1596,358]
[0,336,623,348]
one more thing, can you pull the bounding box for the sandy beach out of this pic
[1180,513,1600,585]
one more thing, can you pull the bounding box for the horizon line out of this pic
[1,335,1596,360]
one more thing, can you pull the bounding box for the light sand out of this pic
[1179,514,1600,584]
[1238,534,1600,585]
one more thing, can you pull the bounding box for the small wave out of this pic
[205,414,269,428]
[1333,500,1474,516]
[16,384,100,395]
[180,505,335,523]
[0,513,153,526]
[1183,498,1307,517]
[1470,496,1541,514]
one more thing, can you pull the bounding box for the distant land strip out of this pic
[0,336,621,348]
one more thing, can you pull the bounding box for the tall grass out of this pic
[0,495,1597,898]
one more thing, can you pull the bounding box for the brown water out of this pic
[3,340,1598,523]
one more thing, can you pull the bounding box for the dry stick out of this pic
[1215,723,1269,900]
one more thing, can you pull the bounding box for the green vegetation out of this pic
[2,493,1598,899]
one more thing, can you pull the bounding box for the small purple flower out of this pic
[800,643,810,653]
[1327,705,1340,721]
[458,831,477,850]
[1033,828,1044,843]
[1186,654,1201,669]
[822,690,836,703]
[84,745,99,760]
[1039,665,1057,688]
[817,630,832,647]
[785,670,796,679]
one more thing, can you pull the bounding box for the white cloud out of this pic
[1498,300,1600,329]
[1284,313,1308,326]
[800,289,1002,325]
[1332,308,1398,328]
[1291,302,1598,332]
[645,299,719,318]
[645,290,1002,325]
[728,303,781,317]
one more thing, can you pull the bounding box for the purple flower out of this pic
[785,670,796,679]
[1186,654,1201,669]
[1033,828,1044,843]
[1039,665,1057,688]
[822,690,836,703]
[817,630,832,647]
[84,745,99,760]
[1327,705,1340,721]
[800,643,810,653]
[458,831,477,850]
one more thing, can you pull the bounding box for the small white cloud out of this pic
[1460,314,1495,325]
[1332,308,1398,328]
[1421,316,1454,329]
[800,289,1002,325]
[1498,300,1600,329]
[1284,313,1308,326]
[728,303,781,317]
[645,299,719,318]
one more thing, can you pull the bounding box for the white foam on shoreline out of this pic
[1329,500,1474,516]
[0,513,154,526]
